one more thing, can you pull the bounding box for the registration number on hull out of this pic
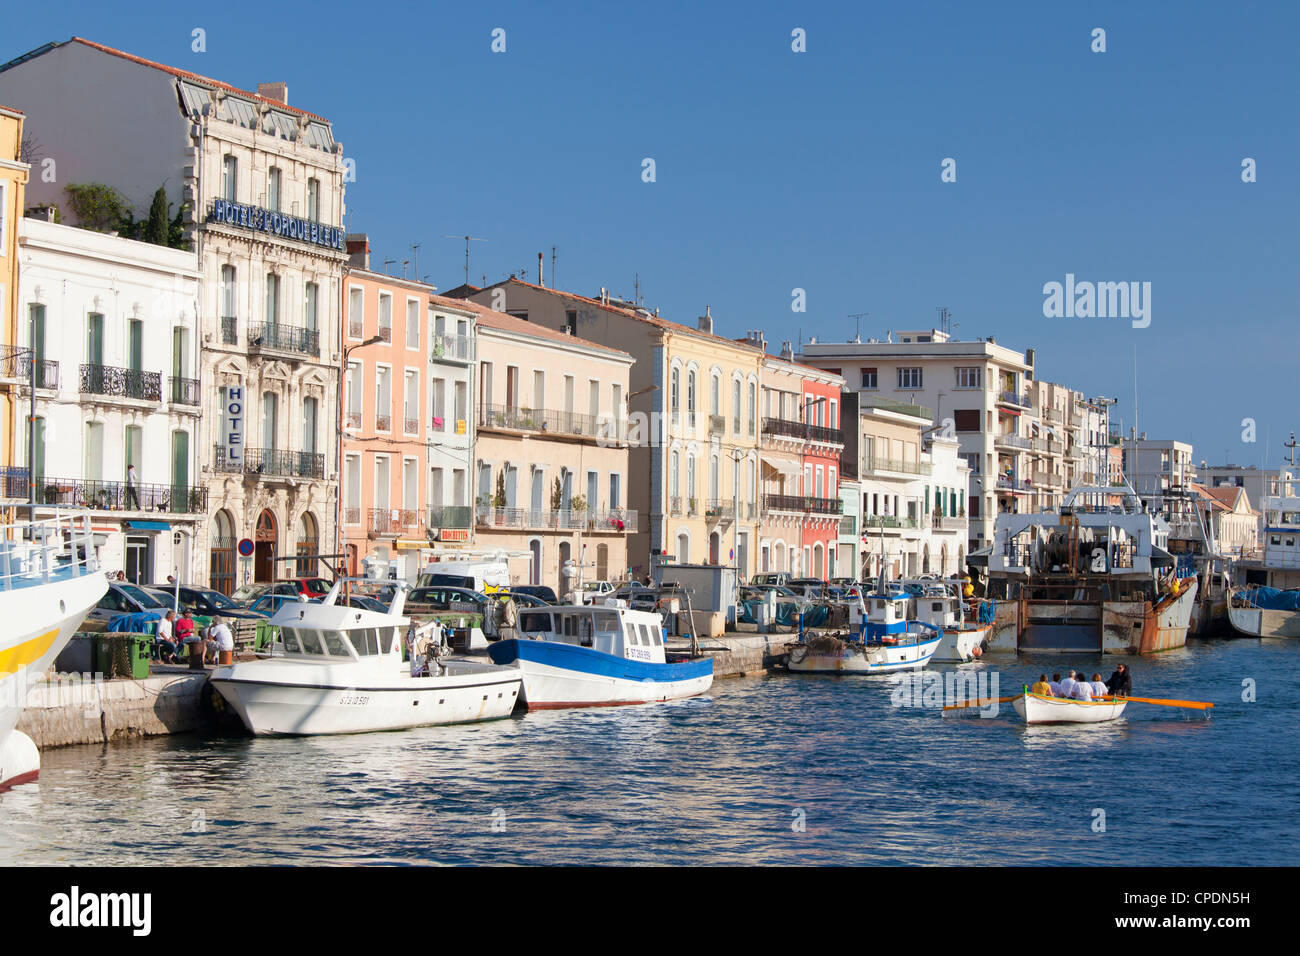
[339,695,370,706]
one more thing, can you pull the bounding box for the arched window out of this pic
[710,372,721,417]
[676,532,690,564]
[670,367,680,424]
[669,450,680,509]
[686,454,697,512]
[747,381,756,437]
[209,509,236,595]
[731,378,741,432]
[297,512,319,576]
[686,370,697,429]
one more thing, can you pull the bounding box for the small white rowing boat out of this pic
[1012,690,1127,724]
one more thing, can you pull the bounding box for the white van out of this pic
[415,560,510,595]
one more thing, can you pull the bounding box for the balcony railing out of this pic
[763,493,843,516]
[995,433,1032,450]
[80,364,162,403]
[996,475,1033,492]
[213,445,325,479]
[369,508,419,535]
[221,316,238,345]
[861,457,932,477]
[431,333,475,363]
[427,505,473,529]
[998,389,1033,408]
[375,414,392,432]
[377,326,392,343]
[1,465,30,499]
[708,414,726,436]
[404,417,420,434]
[934,514,966,531]
[862,514,920,530]
[345,411,362,429]
[477,404,616,441]
[33,476,207,513]
[170,376,200,406]
[348,319,363,339]
[668,495,683,517]
[705,498,735,520]
[474,506,637,532]
[861,396,933,421]
[0,346,60,389]
[247,322,319,356]
[1043,408,1065,425]
[343,507,360,525]
[761,417,845,445]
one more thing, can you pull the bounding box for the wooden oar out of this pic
[1121,695,1214,711]
[941,696,1017,712]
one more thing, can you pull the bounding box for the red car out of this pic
[277,577,333,598]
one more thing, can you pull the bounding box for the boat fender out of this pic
[970,645,982,659]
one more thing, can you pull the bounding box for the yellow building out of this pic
[0,104,29,493]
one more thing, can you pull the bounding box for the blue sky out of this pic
[7,1,1298,468]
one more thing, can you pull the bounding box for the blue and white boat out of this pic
[786,591,942,673]
[487,603,713,709]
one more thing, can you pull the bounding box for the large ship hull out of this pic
[786,634,942,673]
[986,580,1197,655]
[1227,605,1300,639]
[0,569,107,789]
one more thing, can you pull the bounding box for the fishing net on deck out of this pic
[803,633,846,656]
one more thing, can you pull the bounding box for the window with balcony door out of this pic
[378,294,392,341]
[267,167,282,212]
[306,178,320,221]
[304,282,318,333]
[955,367,981,388]
[860,367,877,389]
[897,367,922,390]
[348,287,364,339]
[222,155,237,201]
[406,298,419,349]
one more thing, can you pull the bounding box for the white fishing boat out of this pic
[785,591,942,673]
[903,579,991,663]
[0,510,107,789]
[487,602,713,709]
[1227,474,1300,638]
[1011,690,1128,724]
[209,580,522,735]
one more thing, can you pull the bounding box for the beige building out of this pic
[0,103,27,491]
[464,300,635,593]
[1191,483,1258,558]
[465,280,764,579]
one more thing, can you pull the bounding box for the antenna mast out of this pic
[444,234,487,286]
[848,312,869,342]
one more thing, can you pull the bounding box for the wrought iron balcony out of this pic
[247,322,319,356]
[709,414,726,436]
[761,417,845,445]
[221,316,238,345]
[345,411,362,429]
[343,507,361,525]
[369,508,419,535]
[860,457,932,477]
[427,505,473,529]
[170,376,201,406]
[705,498,735,520]
[998,389,1033,409]
[1,465,30,499]
[431,333,475,363]
[348,319,363,339]
[478,404,616,441]
[213,445,325,479]
[34,476,207,513]
[404,417,420,434]
[668,495,683,517]
[375,414,391,432]
[377,325,392,343]
[995,432,1032,450]
[80,364,162,402]
[0,346,59,389]
[762,493,843,515]
[472,506,636,533]
[862,514,919,530]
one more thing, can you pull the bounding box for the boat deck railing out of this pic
[0,508,100,591]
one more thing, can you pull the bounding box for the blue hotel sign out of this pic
[207,199,346,251]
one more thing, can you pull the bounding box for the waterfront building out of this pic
[339,242,434,579]
[461,299,635,592]
[15,217,205,580]
[422,293,478,559]
[1197,463,1294,540]
[1188,482,1258,558]
[463,279,764,579]
[0,103,26,491]
[757,341,845,577]
[836,477,862,579]
[0,38,348,591]
[921,432,972,576]
[799,327,1035,555]
[1121,435,1197,500]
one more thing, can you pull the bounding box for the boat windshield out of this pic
[345,628,380,656]
[520,611,553,632]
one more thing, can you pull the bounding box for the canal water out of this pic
[1,637,1295,865]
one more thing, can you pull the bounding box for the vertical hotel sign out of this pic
[224,386,244,467]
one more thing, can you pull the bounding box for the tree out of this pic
[142,186,169,246]
[62,183,131,233]
[493,469,507,509]
[551,477,563,511]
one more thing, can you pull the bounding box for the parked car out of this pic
[406,586,492,613]
[750,572,791,588]
[339,595,389,613]
[231,582,300,607]
[144,585,269,620]
[86,581,171,626]
[248,593,319,617]
[508,584,559,605]
[506,592,551,608]
[277,577,333,598]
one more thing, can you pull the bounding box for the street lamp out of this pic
[335,335,384,573]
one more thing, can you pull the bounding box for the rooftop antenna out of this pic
[412,243,420,280]
[847,312,869,342]
[936,306,952,336]
[383,258,397,276]
[1286,432,1298,467]
[445,235,487,286]
[551,245,557,290]
[401,259,410,279]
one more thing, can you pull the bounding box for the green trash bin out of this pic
[95,634,152,680]
[255,620,279,652]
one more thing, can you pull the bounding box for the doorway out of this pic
[557,540,571,598]
[125,534,152,584]
[254,509,277,582]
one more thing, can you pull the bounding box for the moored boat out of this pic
[1226,585,1300,638]
[1011,689,1128,724]
[0,510,107,789]
[209,579,522,735]
[785,591,942,673]
[903,579,991,663]
[487,602,713,709]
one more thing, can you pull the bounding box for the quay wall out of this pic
[17,672,210,749]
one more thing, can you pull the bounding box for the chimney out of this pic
[697,305,712,334]
[1025,347,1035,368]
[537,252,544,287]
[345,233,370,270]
[780,340,794,362]
[257,82,288,104]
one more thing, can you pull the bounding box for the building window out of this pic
[405,298,419,349]
[732,379,741,432]
[747,382,756,436]
[265,273,280,326]
[860,367,877,389]
[348,287,364,339]
[306,177,320,221]
[267,166,282,211]
[953,409,981,432]
[687,370,697,428]
[897,367,923,390]
[956,367,981,389]
[304,282,319,332]
[378,293,392,341]
[302,396,318,455]
[670,367,680,423]
[222,155,237,202]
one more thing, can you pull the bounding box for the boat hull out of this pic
[209,660,522,735]
[1227,605,1300,639]
[0,569,107,788]
[786,634,941,673]
[930,625,989,663]
[486,639,713,709]
[1012,692,1128,724]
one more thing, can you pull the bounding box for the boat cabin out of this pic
[516,606,667,663]
[276,622,403,661]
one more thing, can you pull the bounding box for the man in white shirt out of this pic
[206,617,234,664]
[1090,673,1109,697]
[1072,678,1093,701]
[155,610,179,664]
[1059,669,1078,698]
[1048,673,1063,696]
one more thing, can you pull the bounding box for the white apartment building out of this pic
[14,217,204,582]
[0,38,348,592]
[1121,436,1197,501]
[425,294,477,547]
[1197,464,1294,527]
[801,327,1033,553]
